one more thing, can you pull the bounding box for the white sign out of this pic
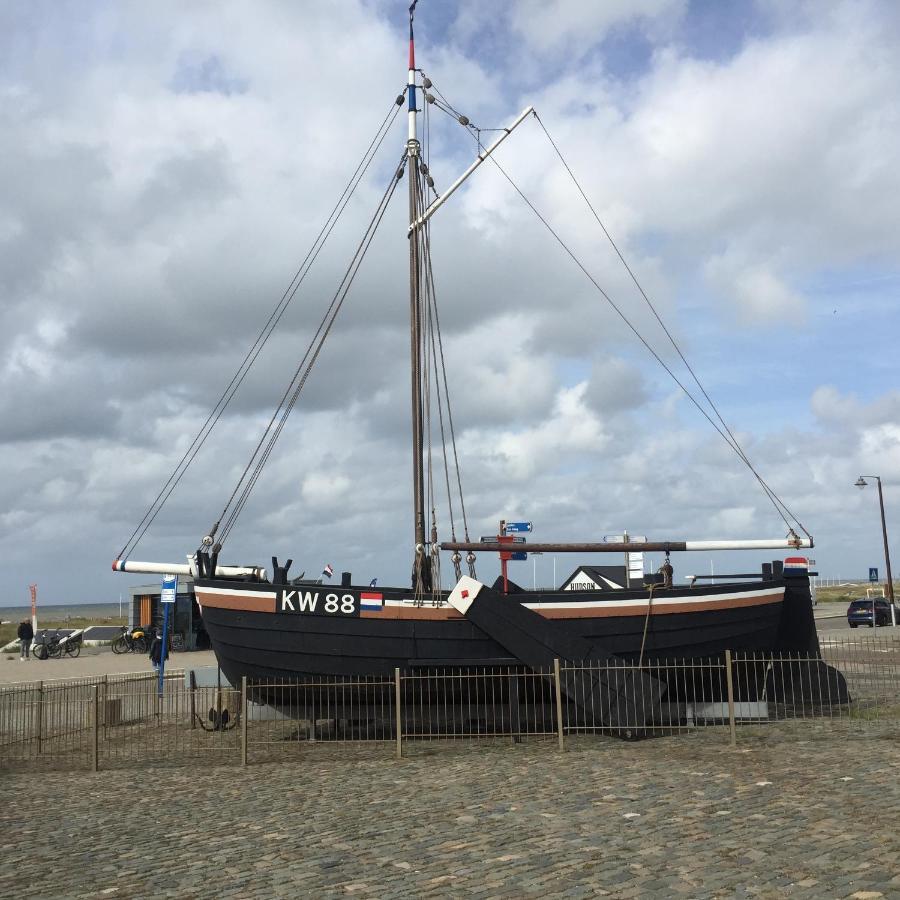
[160,574,178,604]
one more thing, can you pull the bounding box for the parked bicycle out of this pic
[33,631,81,660]
[111,626,150,654]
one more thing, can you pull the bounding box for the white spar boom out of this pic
[409,106,535,232]
[112,559,268,580]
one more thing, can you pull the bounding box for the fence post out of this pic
[241,676,248,767]
[394,667,402,760]
[553,659,565,751]
[92,684,100,772]
[189,670,197,730]
[102,674,109,739]
[36,681,43,756]
[725,649,737,747]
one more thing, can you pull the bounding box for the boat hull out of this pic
[195,577,787,684]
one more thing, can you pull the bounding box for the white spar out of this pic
[682,539,813,551]
[409,106,535,232]
[112,559,268,580]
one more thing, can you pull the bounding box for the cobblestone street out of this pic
[4,727,899,899]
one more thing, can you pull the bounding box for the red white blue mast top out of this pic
[408,1,418,143]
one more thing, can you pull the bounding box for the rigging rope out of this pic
[532,113,811,540]
[421,80,808,540]
[216,153,408,545]
[117,93,406,560]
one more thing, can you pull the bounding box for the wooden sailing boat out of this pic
[112,6,830,703]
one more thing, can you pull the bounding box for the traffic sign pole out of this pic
[158,575,177,697]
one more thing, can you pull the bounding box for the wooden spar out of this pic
[441,538,812,553]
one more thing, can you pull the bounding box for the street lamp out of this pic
[855,475,895,626]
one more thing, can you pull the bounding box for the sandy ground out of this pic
[0,646,219,684]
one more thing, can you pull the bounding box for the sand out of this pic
[0,646,219,685]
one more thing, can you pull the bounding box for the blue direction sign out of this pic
[510,551,527,561]
[504,522,533,533]
[869,567,879,583]
[160,574,178,603]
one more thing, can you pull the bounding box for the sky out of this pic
[2,0,899,606]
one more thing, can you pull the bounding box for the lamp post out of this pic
[855,475,895,626]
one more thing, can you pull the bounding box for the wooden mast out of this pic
[407,2,428,591]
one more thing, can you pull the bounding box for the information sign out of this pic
[869,567,879,583]
[504,522,533,533]
[161,574,178,603]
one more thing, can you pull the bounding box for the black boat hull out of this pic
[195,577,787,685]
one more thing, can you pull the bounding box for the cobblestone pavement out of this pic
[3,728,900,899]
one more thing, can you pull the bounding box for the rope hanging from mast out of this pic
[117,94,407,561]
[214,153,409,547]
[419,75,811,543]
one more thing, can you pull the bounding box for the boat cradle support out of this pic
[446,577,666,740]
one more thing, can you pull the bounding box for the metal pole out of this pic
[36,680,43,756]
[92,684,100,772]
[553,659,565,751]
[158,597,171,697]
[394,667,403,760]
[189,669,197,730]
[875,478,896,619]
[241,675,248,767]
[725,650,736,748]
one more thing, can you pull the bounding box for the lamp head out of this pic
[855,476,867,489]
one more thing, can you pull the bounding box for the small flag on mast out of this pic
[322,564,334,579]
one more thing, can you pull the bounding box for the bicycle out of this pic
[111,626,150,654]
[33,631,81,660]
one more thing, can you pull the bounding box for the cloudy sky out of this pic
[2,0,899,607]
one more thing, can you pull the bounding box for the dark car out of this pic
[847,598,900,627]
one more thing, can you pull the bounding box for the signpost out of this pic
[870,567,879,583]
[504,521,533,533]
[158,574,177,697]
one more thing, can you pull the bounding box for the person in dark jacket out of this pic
[17,620,34,660]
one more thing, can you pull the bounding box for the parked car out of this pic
[847,598,900,627]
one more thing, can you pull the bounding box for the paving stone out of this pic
[2,730,899,897]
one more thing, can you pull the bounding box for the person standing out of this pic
[17,620,34,660]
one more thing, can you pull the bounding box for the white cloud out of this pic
[1,0,899,602]
[509,0,686,53]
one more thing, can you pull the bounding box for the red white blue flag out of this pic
[322,564,334,578]
[361,592,383,611]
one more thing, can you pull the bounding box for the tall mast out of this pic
[407,2,428,591]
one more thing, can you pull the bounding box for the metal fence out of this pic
[1,637,898,771]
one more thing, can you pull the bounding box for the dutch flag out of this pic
[322,564,334,579]
[361,592,383,612]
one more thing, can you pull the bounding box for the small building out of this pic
[129,579,210,650]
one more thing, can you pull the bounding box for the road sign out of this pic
[504,522,533,533]
[161,574,178,604]
[869,567,879,583]
[510,551,527,561]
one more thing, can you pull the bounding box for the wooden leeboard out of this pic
[447,577,666,733]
